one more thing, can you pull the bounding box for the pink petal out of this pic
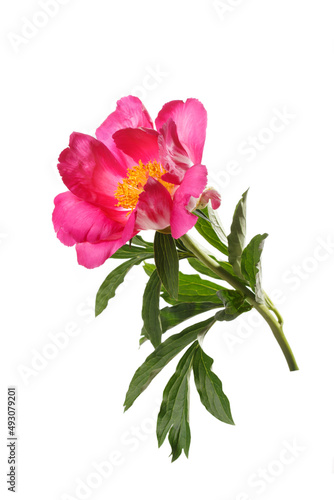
[76,240,126,269]
[75,210,139,269]
[53,192,124,246]
[198,188,221,210]
[158,119,192,184]
[170,164,208,239]
[121,210,138,243]
[96,96,153,156]
[58,133,128,215]
[134,177,173,231]
[155,98,207,165]
[112,127,159,164]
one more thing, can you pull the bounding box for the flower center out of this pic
[114,160,174,211]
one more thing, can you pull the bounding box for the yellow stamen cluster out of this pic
[114,160,174,211]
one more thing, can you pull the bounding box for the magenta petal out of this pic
[58,132,127,210]
[161,172,184,185]
[112,127,159,164]
[76,240,125,269]
[155,99,207,165]
[158,119,192,184]
[76,210,138,269]
[96,96,153,154]
[170,164,208,239]
[52,192,124,246]
[121,211,138,243]
[171,210,197,240]
[134,177,173,231]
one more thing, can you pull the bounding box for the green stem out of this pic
[264,292,284,325]
[180,233,298,372]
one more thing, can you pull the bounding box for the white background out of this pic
[1,0,334,498]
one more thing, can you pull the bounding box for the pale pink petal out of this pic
[58,133,128,215]
[96,96,153,156]
[170,164,208,239]
[134,177,173,231]
[76,240,126,269]
[186,196,198,212]
[112,127,159,164]
[197,188,221,210]
[158,119,192,184]
[155,99,207,165]
[53,192,124,246]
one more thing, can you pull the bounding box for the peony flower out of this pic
[53,96,221,268]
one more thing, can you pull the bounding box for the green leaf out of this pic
[141,269,162,348]
[195,207,228,256]
[144,264,229,305]
[227,189,248,278]
[188,256,249,289]
[215,289,252,321]
[214,259,249,285]
[207,203,228,245]
[124,316,216,411]
[241,233,268,303]
[193,345,234,425]
[131,235,154,248]
[174,239,190,253]
[111,247,154,260]
[143,264,239,310]
[160,302,222,333]
[188,257,223,280]
[154,232,179,299]
[157,342,198,461]
[111,235,154,259]
[95,256,146,317]
[143,262,156,277]
[161,272,229,306]
[193,208,211,221]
